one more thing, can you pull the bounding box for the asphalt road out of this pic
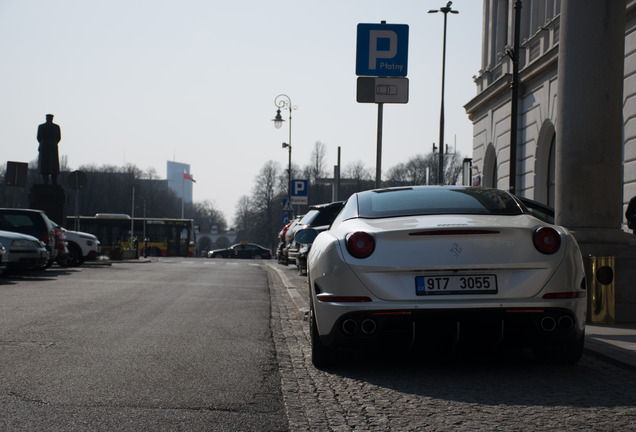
[0,259,286,431]
[6,258,636,431]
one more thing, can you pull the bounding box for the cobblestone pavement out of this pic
[265,264,636,432]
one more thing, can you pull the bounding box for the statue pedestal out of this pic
[29,184,66,225]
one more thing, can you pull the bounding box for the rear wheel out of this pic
[310,305,336,369]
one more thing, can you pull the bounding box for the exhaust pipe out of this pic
[540,316,557,332]
[559,315,574,331]
[342,319,358,335]
[361,319,377,335]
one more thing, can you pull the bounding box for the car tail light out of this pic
[346,232,375,259]
[533,227,561,254]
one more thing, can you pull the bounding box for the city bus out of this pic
[66,214,196,258]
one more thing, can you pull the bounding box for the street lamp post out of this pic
[508,0,522,195]
[282,141,291,210]
[429,1,458,185]
[272,94,296,217]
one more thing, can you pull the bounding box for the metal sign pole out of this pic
[376,103,384,189]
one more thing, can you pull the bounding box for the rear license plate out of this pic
[415,274,498,295]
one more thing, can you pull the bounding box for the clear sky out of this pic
[0,0,483,226]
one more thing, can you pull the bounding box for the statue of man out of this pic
[37,114,61,185]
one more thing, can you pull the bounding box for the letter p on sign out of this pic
[293,180,306,196]
[368,30,397,69]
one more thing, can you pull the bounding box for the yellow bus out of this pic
[66,214,196,258]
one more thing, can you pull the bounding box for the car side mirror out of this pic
[295,228,319,245]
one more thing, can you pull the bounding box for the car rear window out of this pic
[357,187,523,218]
[299,210,319,226]
[299,204,344,227]
[0,213,43,237]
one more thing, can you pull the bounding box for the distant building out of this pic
[196,228,237,256]
[167,161,193,203]
[464,1,636,231]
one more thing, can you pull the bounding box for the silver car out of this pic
[0,230,49,271]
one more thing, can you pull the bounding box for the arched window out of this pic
[534,120,556,206]
[546,134,556,207]
[483,144,498,188]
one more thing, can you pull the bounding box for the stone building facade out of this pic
[465,0,636,232]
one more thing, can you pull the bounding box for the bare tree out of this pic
[385,151,464,187]
[278,162,301,199]
[234,195,252,235]
[250,161,281,249]
[143,167,158,180]
[193,200,227,233]
[305,141,328,183]
[342,160,373,181]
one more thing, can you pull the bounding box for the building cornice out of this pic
[465,43,558,120]
[464,73,511,120]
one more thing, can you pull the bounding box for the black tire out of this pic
[67,243,84,267]
[57,253,73,267]
[534,331,585,364]
[310,306,336,369]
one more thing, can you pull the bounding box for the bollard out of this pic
[589,256,616,324]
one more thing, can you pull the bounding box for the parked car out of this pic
[0,242,7,274]
[0,208,57,268]
[296,186,587,368]
[207,243,272,259]
[64,229,101,265]
[276,221,292,264]
[278,215,303,265]
[294,201,344,275]
[52,224,69,266]
[50,221,100,266]
[0,230,49,271]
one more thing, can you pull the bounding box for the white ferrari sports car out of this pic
[296,186,587,368]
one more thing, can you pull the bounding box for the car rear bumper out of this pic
[320,307,584,352]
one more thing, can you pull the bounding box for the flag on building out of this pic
[184,170,196,182]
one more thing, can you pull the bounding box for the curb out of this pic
[266,262,309,320]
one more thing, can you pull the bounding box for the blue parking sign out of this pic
[356,23,409,77]
[291,179,308,205]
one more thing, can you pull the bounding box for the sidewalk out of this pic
[266,262,636,369]
[585,324,636,369]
